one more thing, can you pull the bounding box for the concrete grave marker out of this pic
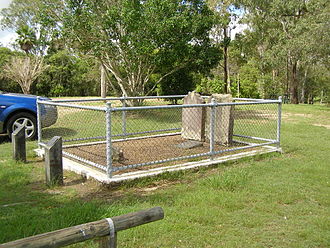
[207,94,234,146]
[181,92,206,141]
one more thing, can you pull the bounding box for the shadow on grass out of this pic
[0,135,10,144]
[42,127,77,140]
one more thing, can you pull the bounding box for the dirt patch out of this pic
[65,135,246,175]
[313,123,330,129]
[282,113,313,118]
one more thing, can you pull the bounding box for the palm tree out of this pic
[16,25,37,54]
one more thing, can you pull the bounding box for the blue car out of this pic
[0,91,57,140]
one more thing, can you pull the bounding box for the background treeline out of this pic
[0,47,102,96]
[0,0,329,103]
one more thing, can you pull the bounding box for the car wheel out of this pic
[7,112,37,140]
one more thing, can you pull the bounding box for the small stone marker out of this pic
[12,126,26,162]
[44,136,63,186]
[181,91,206,141]
[207,94,234,146]
[112,147,125,162]
[175,140,203,149]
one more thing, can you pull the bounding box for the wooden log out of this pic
[44,136,63,186]
[0,207,164,248]
[12,126,26,162]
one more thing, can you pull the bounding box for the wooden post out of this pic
[0,207,164,248]
[44,136,63,186]
[98,234,117,248]
[12,126,26,162]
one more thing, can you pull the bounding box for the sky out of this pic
[0,0,17,48]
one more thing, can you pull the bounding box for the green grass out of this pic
[1,104,330,247]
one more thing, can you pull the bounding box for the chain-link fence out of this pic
[37,95,282,178]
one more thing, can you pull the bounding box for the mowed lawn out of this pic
[0,104,329,247]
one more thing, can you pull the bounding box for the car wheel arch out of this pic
[4,109,37,133]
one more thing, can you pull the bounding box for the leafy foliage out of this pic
[59,0,219,98]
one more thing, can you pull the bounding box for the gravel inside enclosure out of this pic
[65,135,246,175]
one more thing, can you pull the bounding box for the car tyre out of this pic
[7,112,37,140]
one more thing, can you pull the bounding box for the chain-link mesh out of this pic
[110,105,211,172]
[38,96,280,176]
[39,101,107,171]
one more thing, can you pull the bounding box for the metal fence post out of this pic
[106,102,113,178]
[209,98,216,160]
[37,96,42,148]
[121,94,127,139]
[277,96,282,150]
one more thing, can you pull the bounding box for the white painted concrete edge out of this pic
[59,146,280,184]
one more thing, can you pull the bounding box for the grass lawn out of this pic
[0,104,329,247]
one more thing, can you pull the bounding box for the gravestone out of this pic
[181,92,206,141]
[207,94,234,146]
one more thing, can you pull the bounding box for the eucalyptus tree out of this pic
[208,0,239,94]
[237,0,330,103]
[60,0,219,101]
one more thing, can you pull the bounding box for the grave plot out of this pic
[36,94,282,182]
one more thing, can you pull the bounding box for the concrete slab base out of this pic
[50,146,280,184]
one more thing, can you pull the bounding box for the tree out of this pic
[59,0,218,102]
[3,56,48,94]
[1,0,65,55]
[208,0,240,94]
[237,0,330,103]
[37,50,101,97]
[15,25,37,54]
[0,47,22,93]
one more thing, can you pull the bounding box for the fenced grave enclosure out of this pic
[36,94,282,183]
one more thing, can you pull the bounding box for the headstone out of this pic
[181,92,206,141]
[207,94,234,146]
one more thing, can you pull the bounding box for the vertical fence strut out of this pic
[121,94,127,139]
[209,98,216,160]
[106,102,113,178]
[36,96,42,148]
[277,96,282,150]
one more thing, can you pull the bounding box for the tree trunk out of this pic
[286,56,290,97]
[223,27,230,94]
[290,61,299,104]
[237,73,240,98]
[300,69,308,104]
[100,64,107,98]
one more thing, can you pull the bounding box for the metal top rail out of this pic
[37,99,106,111]
[51,95,186,103]
[51,95,277,103]
[110,99,281,112]
[38,95,281,112]
[233,97,274,101]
